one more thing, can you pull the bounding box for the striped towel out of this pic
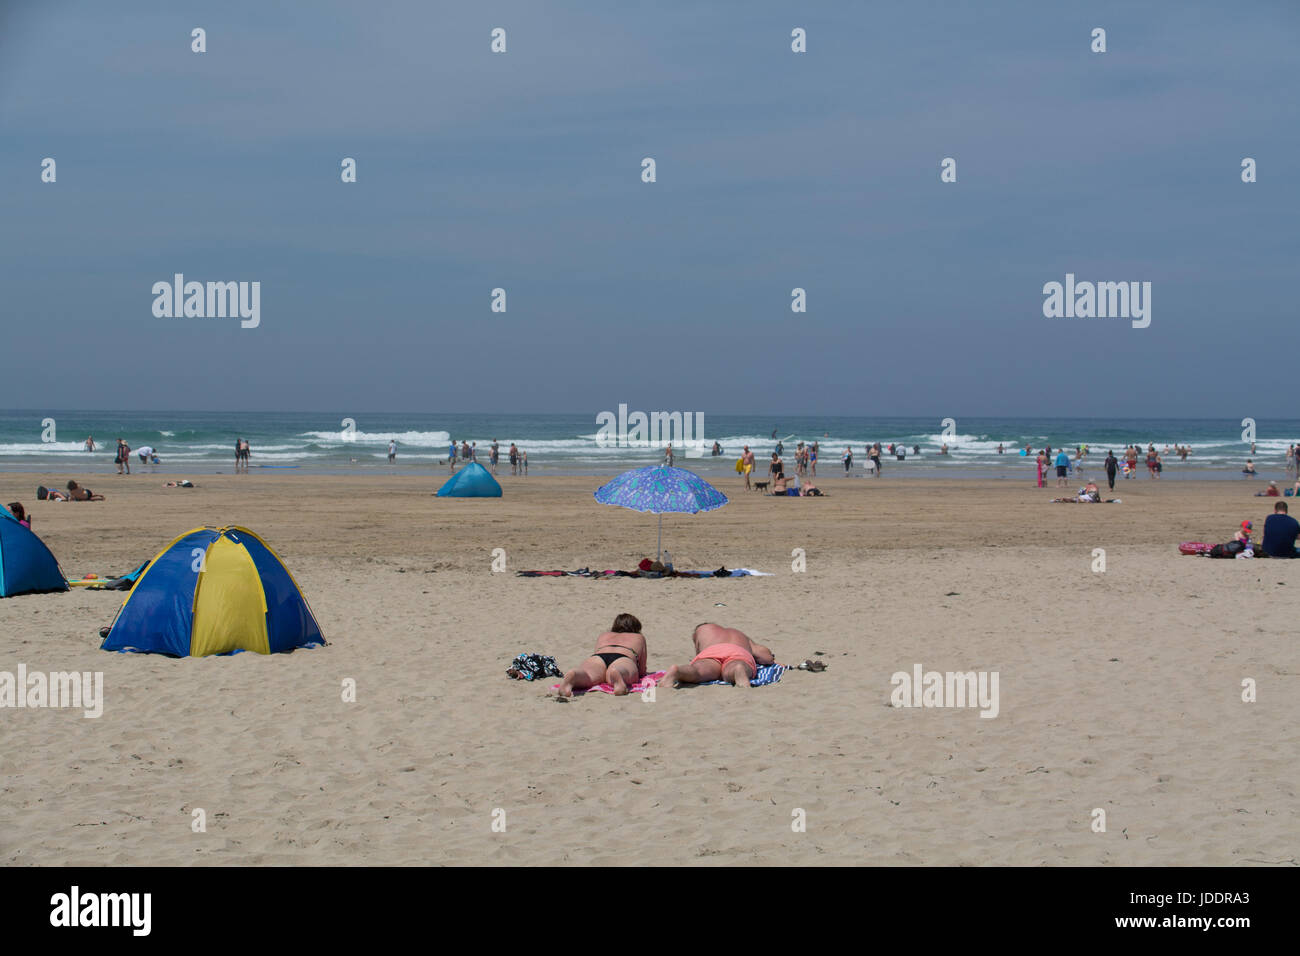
[552,671,666,695]
[703,663,785,687]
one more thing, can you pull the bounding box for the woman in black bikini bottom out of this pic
[556,614,647,698]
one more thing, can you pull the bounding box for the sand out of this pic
[1,469,1296,866]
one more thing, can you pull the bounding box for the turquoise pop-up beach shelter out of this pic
[0,503,68,597]
[436,462,502,497]
[100,525,324,657]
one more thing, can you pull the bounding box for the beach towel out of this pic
[701,663,786,687]
[1179,541,1213,555]
[551,671,666,696]
[516,567,769,579]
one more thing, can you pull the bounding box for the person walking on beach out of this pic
[769,452,784,482]
[658,623,774,690]
[664,443,675,467]
[509,442,519,476]
[842,446,853,475]
[1125,445,1138,477]
[1035,450,1045,487]
[1054,448,1070,487]
[870,442,882,478]
[388,439,397,465]
[741,446,755,490]
[521,450,528,475]
[116,438,131,475]
[489,439,500,474]
[448,440,457,472]
[1104,450,1118,490]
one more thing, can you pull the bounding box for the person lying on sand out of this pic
[772,475,822,496]
[1051,481,1105,503]
[659,623,774,689]
[164,480,195,488]
[556,613,648,697]
[66,480,104,501]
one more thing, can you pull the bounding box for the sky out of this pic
[1,0,1297,417]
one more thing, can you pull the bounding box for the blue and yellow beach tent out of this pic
[0,503,68,597]
[100,526,324,657]
[436,462,502,498]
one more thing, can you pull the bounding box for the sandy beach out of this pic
[1,470,1296,866]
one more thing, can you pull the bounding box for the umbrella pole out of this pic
[657,513,662,562]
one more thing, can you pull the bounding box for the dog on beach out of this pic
[753,481,770,493]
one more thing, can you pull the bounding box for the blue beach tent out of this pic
[0,504,68,597]
[100,526,324,657]
[436,462,502,498]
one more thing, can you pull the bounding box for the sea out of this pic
[1,411,1296,481]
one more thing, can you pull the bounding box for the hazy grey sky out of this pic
[2,0,1296,416]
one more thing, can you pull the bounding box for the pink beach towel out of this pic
[552,671,666,695]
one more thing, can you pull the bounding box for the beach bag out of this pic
[1209,541,1243,559]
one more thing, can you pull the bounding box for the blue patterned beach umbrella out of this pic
[593,466,728,561]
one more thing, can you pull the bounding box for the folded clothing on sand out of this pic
[551,671,666,696]
[507,653,563,681]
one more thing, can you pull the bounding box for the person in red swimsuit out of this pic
[659,623,774,689]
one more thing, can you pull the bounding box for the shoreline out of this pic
[2,461,1291,483]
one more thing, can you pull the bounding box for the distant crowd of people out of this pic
[448,439,527,476]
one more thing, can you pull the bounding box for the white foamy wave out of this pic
[298,429,451,446]
[0,442,98,455]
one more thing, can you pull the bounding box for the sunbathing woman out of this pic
[556,613,648,697]
[66,480,105,501]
